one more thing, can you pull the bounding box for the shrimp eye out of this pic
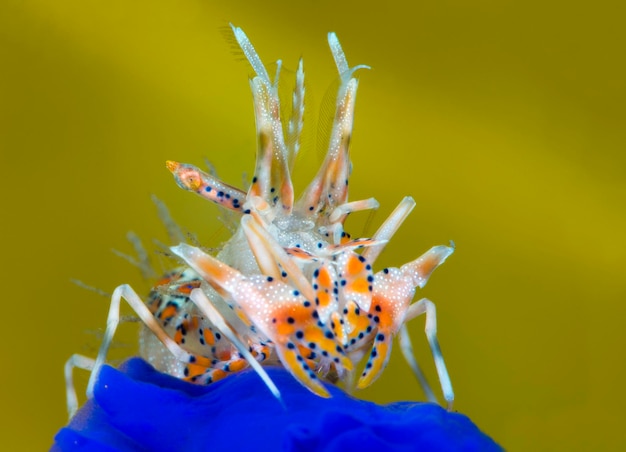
[179,168,202,191]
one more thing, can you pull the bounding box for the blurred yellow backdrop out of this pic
[1,0,625,450]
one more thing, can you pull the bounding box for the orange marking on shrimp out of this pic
[154,274,175,287]
[274,343,330,398]
[197,262,228,282]
[312,263,337,321]
[347,278,369,294]
[276,322,295,337]
[357,331,392,389]
[344,301,372,340]
[317,267,332,287]
[159,304,178,320]
[175,281,201,295]
[297,344,312,357]
[185,363,208,380]
[302,327,351,370]
[346,254,364,275]
[330,311,346,345]
[285,247,316,260]
[194,356,214,368]
[418,254,444,278]
[174,329,183,344]
[235,309,253,326]
[217,350,231,361]
[276,305,316,324]
[211,369,228,382]
[317,291,332,308]
[203,328,215,346]
[272,304,316,338]
[227,359,248,372]
[305,358,317,370]
[370,299,396,330]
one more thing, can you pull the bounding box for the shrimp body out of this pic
[66,25,455,418]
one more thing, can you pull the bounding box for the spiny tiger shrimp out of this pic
[65,24,455,418]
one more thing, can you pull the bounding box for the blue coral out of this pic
[52,358,501,451]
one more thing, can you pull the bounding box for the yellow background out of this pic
[2,0,625,450]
